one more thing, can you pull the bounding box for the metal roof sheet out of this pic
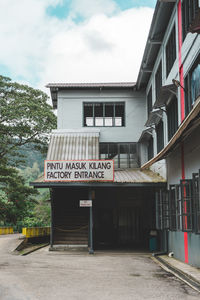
[47,82,136,109]
[136,2,175,89]
[145,110,163,127]
[114,168,165,183]
[46,82,136,89]
[153,84,177,109]
[138,129,153,143]
[47,130,99,160]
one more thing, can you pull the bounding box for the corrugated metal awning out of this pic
[30,168,165,187]
[138,128,153,143]
[145,110,163,127]
[153,84,177,109]
[47,130,100,160]
[114,168,165,183]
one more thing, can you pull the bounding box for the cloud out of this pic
[70,0,118,19]
[0,0,154,92]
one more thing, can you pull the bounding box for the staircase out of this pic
[54,209,89,246]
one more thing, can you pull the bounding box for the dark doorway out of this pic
[93,187,156,250]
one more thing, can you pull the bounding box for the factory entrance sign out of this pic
[44,160,114,182]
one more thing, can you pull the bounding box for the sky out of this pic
[0,0,156,92]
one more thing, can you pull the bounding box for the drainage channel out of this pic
[153,256,200,293]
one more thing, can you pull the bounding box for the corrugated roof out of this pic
[136,2,175,89]
[138,129,153,143]
[114,168,165,183]
[145,110,163,127]
[46,82,136,89]
[47,130,99,160]
[47,82,136,109]
[153,84,177,109]
[31,168,165,186]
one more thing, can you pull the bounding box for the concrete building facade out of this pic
[138,0,200,267]
[31,0,200,266]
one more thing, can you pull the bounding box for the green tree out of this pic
[0,75,56,161]
[0,74,56,226]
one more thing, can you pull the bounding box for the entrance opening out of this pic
[93,187,156,250]
[51,186,157,251]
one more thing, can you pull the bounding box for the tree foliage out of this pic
[0,75,56,161]
[0,75,56,226]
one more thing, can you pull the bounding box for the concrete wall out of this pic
[143,0,200,163]
[150,160,167,180]
[143,3,200,267]
[167,125,200,267]
[57,89,146,143]
[168,231,200,268]
[167,124,200,185]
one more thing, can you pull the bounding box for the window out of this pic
[147,136,154,161]
[155,62,162,101]
[182,0,199,41]
[147,87,152,117]
[176,185,182,231]
[169,185,177,231]
[83,102,125,127]
[184,56,200,117]
[166,95,178,141]
[191,64,200,104]
[157,172,200,234]
[166,26,176,77]
[156,190,169,230]
[100,143,139,169]
[192,172,200,234]
[156,120,164,153]
[181,180,193,232]
[147,88,152,116]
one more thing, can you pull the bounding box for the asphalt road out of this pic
[0,234,199,300]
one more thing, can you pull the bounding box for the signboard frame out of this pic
[44,159,114,182]
[80,200,92,207]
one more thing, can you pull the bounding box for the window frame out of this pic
[156,120,164,153]
[165,25,176,78]
[182,0,199,42]
[166,95,178,141]
[156,189,170,230]
[184,54,200,117]
[147,87,152,117]
[192,171,200,234]
[147,136,154,161]
[83,102,125,128]
[180,179,193,232]
[99,142,139,169]
[155,61,162,101]
[169,185,177,231]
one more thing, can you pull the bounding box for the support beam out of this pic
[159,0,176,2]
[148,39,162,45]
[50,188,54,248]
[142,68,153,73]
[89,189,94,254]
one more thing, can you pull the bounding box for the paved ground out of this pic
[0,235,199,300]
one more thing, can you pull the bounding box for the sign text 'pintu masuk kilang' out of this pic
[44,160,114,182]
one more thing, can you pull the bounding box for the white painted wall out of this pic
[57,89,146,143]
